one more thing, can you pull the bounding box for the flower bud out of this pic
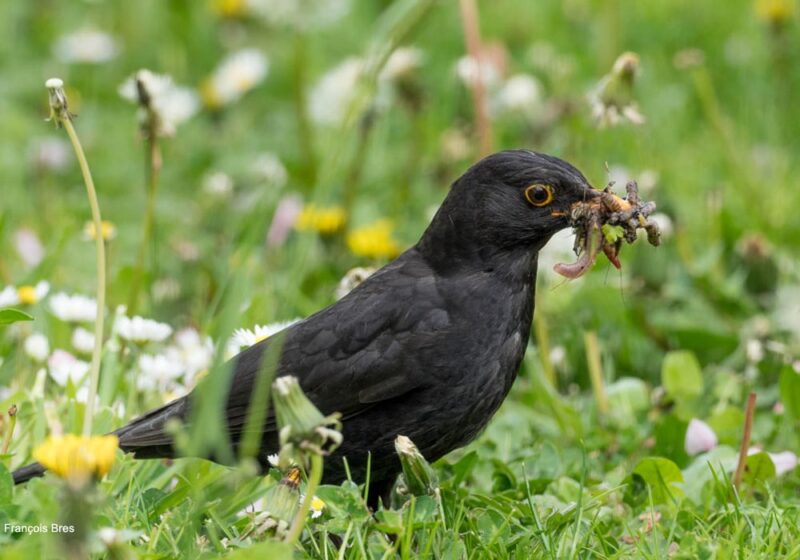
[394,435,438,497]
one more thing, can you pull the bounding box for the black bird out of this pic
[13,150,602,503]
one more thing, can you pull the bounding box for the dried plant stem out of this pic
[534,312,556,387]
[584,331,609,415]
[733,392,757,488]
[286,454,323,545]
[128,132,162,315]
[458,0,492,156]
[62,118,106,436]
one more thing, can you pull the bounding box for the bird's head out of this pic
[419,150,611,266]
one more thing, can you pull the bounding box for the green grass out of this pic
[1,0,800,557]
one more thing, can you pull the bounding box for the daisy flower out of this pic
[202,49,269,109]
[72,327,95,355]
[49,292,97,323]
[226,319,302,357]
[24,333,50,362]
[48,349,90,387]
[0,281,50,307]
[136,353,185,393]
[114,315,173,344]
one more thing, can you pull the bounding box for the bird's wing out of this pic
[223,250,450,439]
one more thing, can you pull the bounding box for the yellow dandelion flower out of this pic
[83,220,117,241]
[295,205,346,235]
[212,0,247,18]
[346,220,401,259]
[755,0,795,23]
[33,434,119,482]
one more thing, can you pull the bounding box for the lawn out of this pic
[1,0,800,557]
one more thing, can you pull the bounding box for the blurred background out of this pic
[2,0,798,387]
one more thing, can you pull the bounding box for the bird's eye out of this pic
[524,184,554,207]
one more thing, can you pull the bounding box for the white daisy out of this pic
[49,292,97,322]
[165,328,214,386]
[226,319,302,357]
[54,29,119,64]
[24,333,50,362]
[0,281,50,307]
[203,49,269,108]
[48,349,90,387]
[455,55,502,90]
[381,47,424,82]
[72,327,95,355]
[136,353,185,392]
[114,315,173,344]
[119,69,199,137]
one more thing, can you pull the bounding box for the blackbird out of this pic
[13,150,606,503]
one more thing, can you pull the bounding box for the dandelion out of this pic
[588,52,645,127]
[201,49,269,109]
[33,434,118,482]
[294,204,346,235]
[49,292,98,323]
[335,267,376,300]
[347,220,402,260]
[119,69,199,137]
[0,281,50,307]
[53,29,118,64]
[83,220,117,241]
[13,228,45,269]
[24,333,50,362]
[227,319,302,356]
[72,327,95,355]
[755,0,795,25]
[114,314,173,344]
[685,418,718,456]
[48,350,90,387]
[251,152,288,188]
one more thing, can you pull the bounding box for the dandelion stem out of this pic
[286,453,323,545]
[584,331,608,416]
[62,118,106,436]
[458,0,492,156]
[733,392,757,489]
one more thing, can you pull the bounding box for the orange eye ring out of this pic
[524,184,554,207]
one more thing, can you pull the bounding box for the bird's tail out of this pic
[12,461,46,484]
[12,396,189,485]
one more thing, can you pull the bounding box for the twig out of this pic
[584,331,609,415]
[458,0,492,156]
[733,392,757,488]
